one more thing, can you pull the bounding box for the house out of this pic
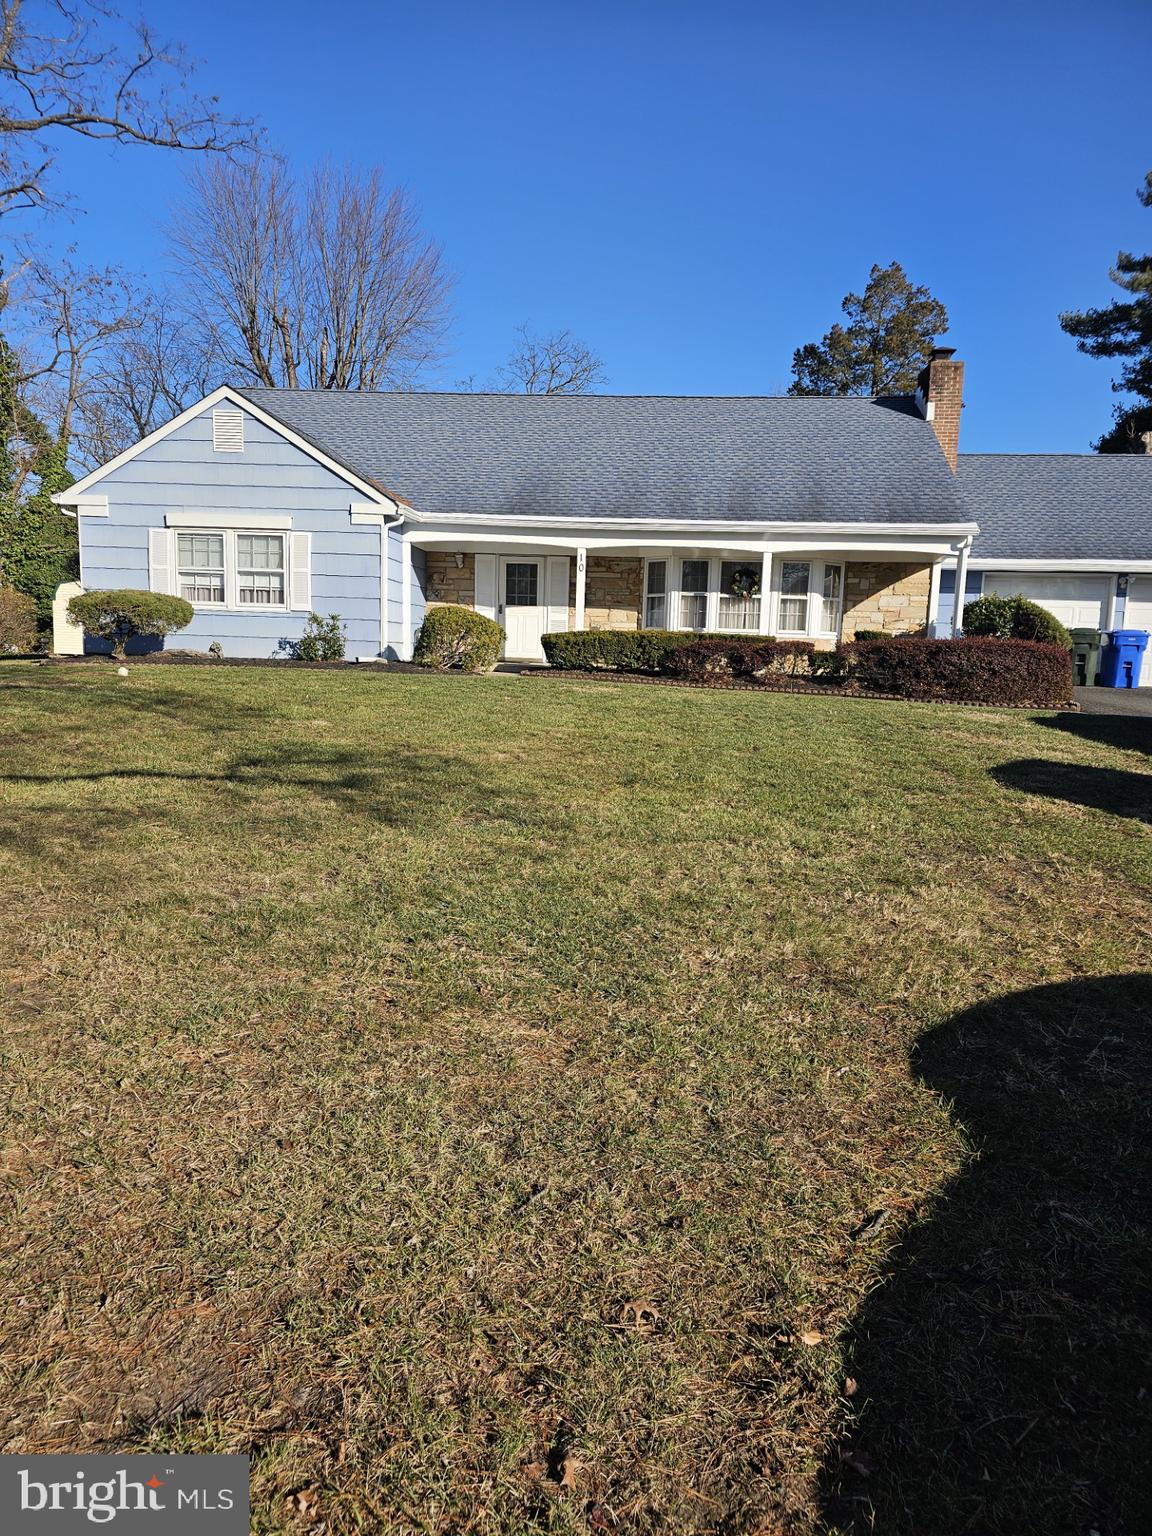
[54,350,1152,680]
[941,455,1152,684]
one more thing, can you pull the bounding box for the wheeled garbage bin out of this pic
[1100,629,1150,689]
[1069,627,1103,687]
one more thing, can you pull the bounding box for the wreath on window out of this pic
[728,564,761,600]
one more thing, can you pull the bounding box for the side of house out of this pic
[62,393,424,659]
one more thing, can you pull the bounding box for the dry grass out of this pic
[1,662,1150,1534]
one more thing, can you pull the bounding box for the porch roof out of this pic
[241,389,968,529]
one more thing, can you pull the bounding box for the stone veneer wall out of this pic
[424,552,476,607]
[841,562,932,637]
[571,556,643,630]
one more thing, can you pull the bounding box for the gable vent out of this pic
[212,408,245,453]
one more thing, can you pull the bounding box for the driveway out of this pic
[1074,686,1152,718]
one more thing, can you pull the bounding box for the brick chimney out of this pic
[916,346,964,471]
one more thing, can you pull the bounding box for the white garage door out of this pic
[1125,576,1152,685]
[983,572,1111,630]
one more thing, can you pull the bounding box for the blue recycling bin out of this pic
[1100,629,1150,689]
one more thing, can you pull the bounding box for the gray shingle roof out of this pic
[959,454,1152,561]
[240,389,968,526]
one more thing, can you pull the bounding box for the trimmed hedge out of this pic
[963,593,1073,649]
[660,636,815,680]
[67,589,194,660]
[841,636,1072,707]
[542,629,733,672]
[413,603,504,671]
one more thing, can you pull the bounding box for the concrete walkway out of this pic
[1074,686,1152,718]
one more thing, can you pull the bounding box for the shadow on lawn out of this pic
[821,975,1152,1535]
[0,743,542,834]
[991,759,1152,823]
[1033,710,1152,759]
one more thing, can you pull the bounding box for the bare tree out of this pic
[495,324,606,394]
[169,157,451,391]
[72,296,219,465]
[0,0,257,217]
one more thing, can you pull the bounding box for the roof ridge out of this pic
[240,387,915,404]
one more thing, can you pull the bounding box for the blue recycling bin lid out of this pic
[1106,629,1151,648]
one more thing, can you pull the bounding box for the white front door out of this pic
[499,558,547,660]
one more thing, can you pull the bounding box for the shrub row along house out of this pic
[55,349,1152,682]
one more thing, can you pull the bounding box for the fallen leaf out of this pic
[558,1454,579,1490]
[285,1485,323,1523]
[800,1330,824,1346]
[840,1448,875,1476]
[844,1376,858,1396]
[620,1298,660,1332]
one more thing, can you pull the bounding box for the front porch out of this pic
[410,539,947,662]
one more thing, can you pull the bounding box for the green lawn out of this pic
[1,663,1150,1535]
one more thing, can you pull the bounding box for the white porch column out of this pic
[927,558,943,634]
[758,550,772,634]
[574,546,587,629]
[951,541,971,637]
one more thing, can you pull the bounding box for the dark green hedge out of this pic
[963,594,1073,648]
[413,603,504,671]
[842,637,1072,707]
[67,589,194,660]
[542,629,731,672]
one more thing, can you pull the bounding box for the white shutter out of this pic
[149,527,175,595]
[212,409,245,452]
[546,556,570,631]
[289,532,312,610]
[474,554,497,620]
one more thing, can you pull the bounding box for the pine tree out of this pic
[788,262,949,397]
[1060,172,1152,453]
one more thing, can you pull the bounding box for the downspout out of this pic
[378,515,403,656]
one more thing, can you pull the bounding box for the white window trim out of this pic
[641,554,782,637]
[174,528,290,613]
[771,559,844,640]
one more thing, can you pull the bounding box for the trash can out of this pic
[1069,627,1102,687]
[1100,629,1151,689]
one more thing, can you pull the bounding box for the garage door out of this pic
[1125,576,1152,685]
[983,572,1111,630]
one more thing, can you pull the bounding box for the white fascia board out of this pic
[350,502,406,527]
[401,508,980,536]
[52,387,397,511]
[59,495,108,518]
[969,558,1152,573]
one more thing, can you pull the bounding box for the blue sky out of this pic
[23,0,1152,451]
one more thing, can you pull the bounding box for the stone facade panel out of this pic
[841,562,932,637]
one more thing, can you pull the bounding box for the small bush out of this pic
[660,637,815,681]
[414,604,504,671]
[293,613,346,662]
[543,629,739,672]
[67,589,194,660]
[852,628,889,642]
[964,594,1072,649]
[840,636,1072,707]
[0,586,39,653]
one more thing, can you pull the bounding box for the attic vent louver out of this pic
[212,408,245,453]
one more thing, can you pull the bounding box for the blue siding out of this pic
[79,403,386,658]
[936,564,984,633]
